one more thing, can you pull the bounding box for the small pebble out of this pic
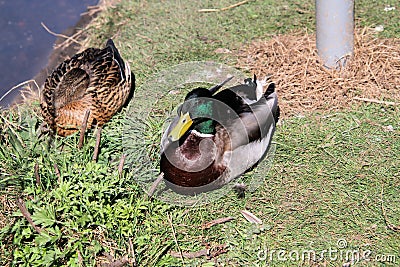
[168,90,180,95]
[374,25,384,32]
[214,48,231,54]
[384,5,396,12]
[384,125,394,132]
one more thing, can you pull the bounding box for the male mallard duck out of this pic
[40,39,134,160]
[160,75,279,195]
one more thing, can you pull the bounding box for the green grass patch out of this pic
[1,101,398,266]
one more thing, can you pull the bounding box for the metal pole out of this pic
[316,0,354,69]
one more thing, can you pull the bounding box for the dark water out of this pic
[0,0,98,107]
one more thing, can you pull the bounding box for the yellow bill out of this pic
[168,112,193,142]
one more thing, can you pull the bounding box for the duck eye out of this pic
[182,119,186,123]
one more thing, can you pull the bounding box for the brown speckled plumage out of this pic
[40,39,133,136]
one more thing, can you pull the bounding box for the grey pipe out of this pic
[316,0,354,69]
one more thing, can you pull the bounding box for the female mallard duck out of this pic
[160,75,280,195]
[40,39,134,160]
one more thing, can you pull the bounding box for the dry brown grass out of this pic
[237,28,400,118]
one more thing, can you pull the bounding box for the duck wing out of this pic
[213,77,279,150]
[215,79,279,183]
[87,40,132,122]
[41,48,99,129]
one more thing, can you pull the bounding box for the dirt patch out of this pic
[0,190,18,230]
[237,29,400,118]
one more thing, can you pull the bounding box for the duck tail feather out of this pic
[106,39,127,80]
[106,39,116,49]
[264,82,275,97]
[209,76,234,95]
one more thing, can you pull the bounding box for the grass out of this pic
[1,0,400,266]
